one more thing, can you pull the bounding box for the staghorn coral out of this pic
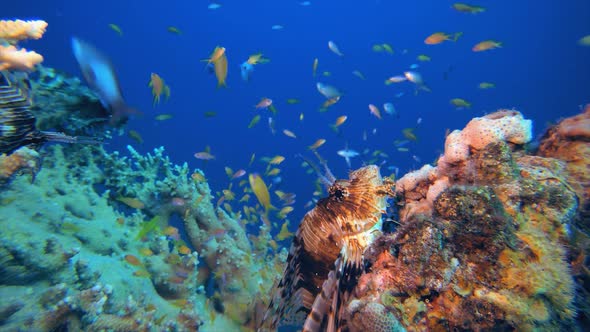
[350,109,579,331]
[0,19,47,71]
[0,45,43,71]
[0,19,47,41]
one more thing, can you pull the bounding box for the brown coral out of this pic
[0,146,40,184]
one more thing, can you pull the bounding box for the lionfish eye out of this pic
[329,184,347,201]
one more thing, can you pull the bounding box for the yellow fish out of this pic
[108,23,123,36]
[116,196,145,209]
[128,130,143,144]
[155,113,173,121]
[402,128,418,141]
[213,53,228,88]
[450,98,471,108]
[148,73,171,106]
[312,58,318,77]
[308,138,326,150]
[269,155,285,165]
[205,46,226,65]
[249,173,274,214]
[248,115,261,128]
[382,43,394,54]
[417,54,431,61]
[278,206,294,218]
[282,129,297,138]
[266,168,281,176]
[167,26,182,34]
[478,82,495,89]
[276,220,294,241]
[247,53,270,65]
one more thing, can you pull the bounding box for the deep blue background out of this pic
[6,1,590,227]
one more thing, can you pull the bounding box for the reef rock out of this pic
[352,110,581,331]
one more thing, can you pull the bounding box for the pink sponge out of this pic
[462,110,532,150]
[442,110,532,164]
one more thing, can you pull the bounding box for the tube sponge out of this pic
[0,19,47,71]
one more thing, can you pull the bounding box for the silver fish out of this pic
[71,37,137,125]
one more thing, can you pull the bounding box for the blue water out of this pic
[6,0,590,225]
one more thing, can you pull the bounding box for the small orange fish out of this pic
[148,73,171,106]
[368,104,382,119]
[125,254,142,266]
[194,151,215,160]
[321,96,340,109]
[139,248,154,256]
[116,196,145,209]
[178,245,191,255]
[133,270,151,277]
[308,138,326,150]
[206,46,226,65]
[277,220,294,241]
[269,155,285,165]
[282,129,297,138]
[424,32,462,44]
[255,98,273,109]
[249,173,274,214]
[214,53,228,88]
[232,169,246,179]
[472,40,502,52]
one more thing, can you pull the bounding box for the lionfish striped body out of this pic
[260,165,394,331]
[0,70,101,155]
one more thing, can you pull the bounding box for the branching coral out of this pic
[0,19,47,41]
[0,19,47,71]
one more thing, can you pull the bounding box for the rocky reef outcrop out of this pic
[345,109,587,331]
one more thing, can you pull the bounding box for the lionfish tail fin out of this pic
[303,267,339,332]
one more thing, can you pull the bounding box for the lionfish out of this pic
[0,70,101,155]
[259,163,394,331]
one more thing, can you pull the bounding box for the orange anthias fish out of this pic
[255,98,273,109]
[368,104,382,119]
[424,32,463,44]
[148,73,170,106]
[472,40,502,52]
[206,46,226,65]
[308,138,326,150]
[214,53,228,88]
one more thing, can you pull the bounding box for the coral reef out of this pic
[536,104,590,325]
[348,110,581,331]
[0,19,47,71]
[0,143,285,330]
[30,66,111,136]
